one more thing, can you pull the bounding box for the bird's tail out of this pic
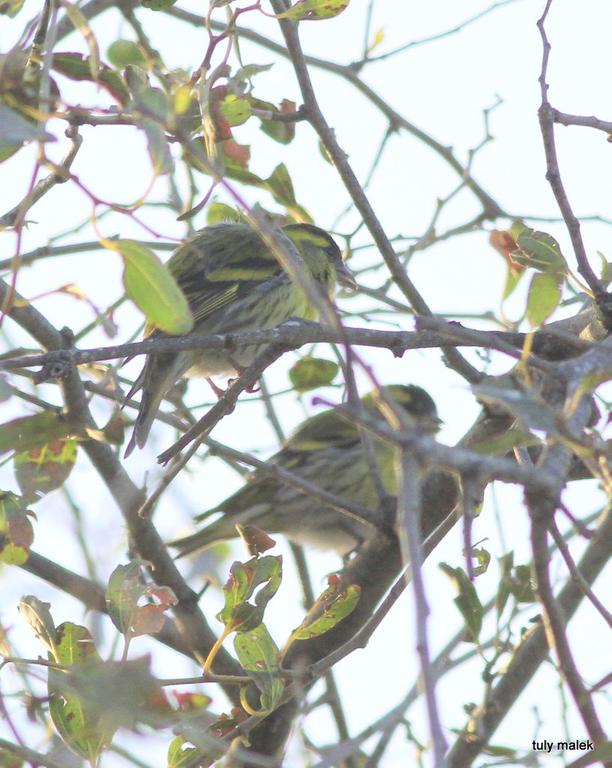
[124,355,183,457]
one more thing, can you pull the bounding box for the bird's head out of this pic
[282,223,357,292]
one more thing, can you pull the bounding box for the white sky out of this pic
[0,0,610,766]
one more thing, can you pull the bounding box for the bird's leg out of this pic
[206,377,227,399]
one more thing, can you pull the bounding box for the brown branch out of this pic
[0,276,242,692]
[536,1,605,300]
[553,110,612,135]
[447,507,612,767]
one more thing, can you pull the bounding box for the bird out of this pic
[170,385,441,558]
[124,222,356,456]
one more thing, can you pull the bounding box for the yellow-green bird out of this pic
[125,222,356,456]
[171,385,440,557]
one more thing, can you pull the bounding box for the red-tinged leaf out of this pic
[218,556,282,633]
[276,0,350,21]
[222,139,250,167]
[172,691,212,712]
[237,524,277,556]
[489,229,525,276]
[106,561,178,639]
[0,491,34,564]
[15,438,77,500]
[0,412,77,457]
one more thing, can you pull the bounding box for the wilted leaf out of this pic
[113,240,194,334]
[236,524,277,556]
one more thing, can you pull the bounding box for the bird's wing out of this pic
[281,407,361,455]
[168,225,285,325]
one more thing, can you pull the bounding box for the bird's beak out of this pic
[337,261,358,291]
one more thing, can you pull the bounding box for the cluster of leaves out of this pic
[12,537,359,765]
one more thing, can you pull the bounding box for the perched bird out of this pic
[124,222,356,456]
[170,385,440,557]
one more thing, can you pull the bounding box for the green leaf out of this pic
[234,63,274,81]
[206,202,245,225]
[0,104,55,148]
[264,163,313,222]
[107,39,147,68]
[219,94,252,127]
[60,2,100,81]
[52,53,129,104]
[509,564,537,603]
[115,240,194,334]
[265,162,297,206]
[472,383,560,434]
[289,356,339,392]
[471,428,540,455]
[0,492,34,565]
[218,556,282,633]
[513,229,568,274]
[15,439,77,500]
[0,0,25,17]
[0,747,23,768]
[526,272,561,327]
[19,595,57,653]
[258,99,297,145]
[496,552,513,618]
[440,563,483,642]
[234,624,284,712]
[597,251,612,286]
[0,412,76,457]
[167,736,204,767]
[276,0,351,21]
[366,27,385,53]
[106,561,177,638]
[141,0,177,9]
[291,584,360,640]
[501,265,524,300]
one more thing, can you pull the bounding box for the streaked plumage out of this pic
[125,222,355,455]
[170,385,440,557]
